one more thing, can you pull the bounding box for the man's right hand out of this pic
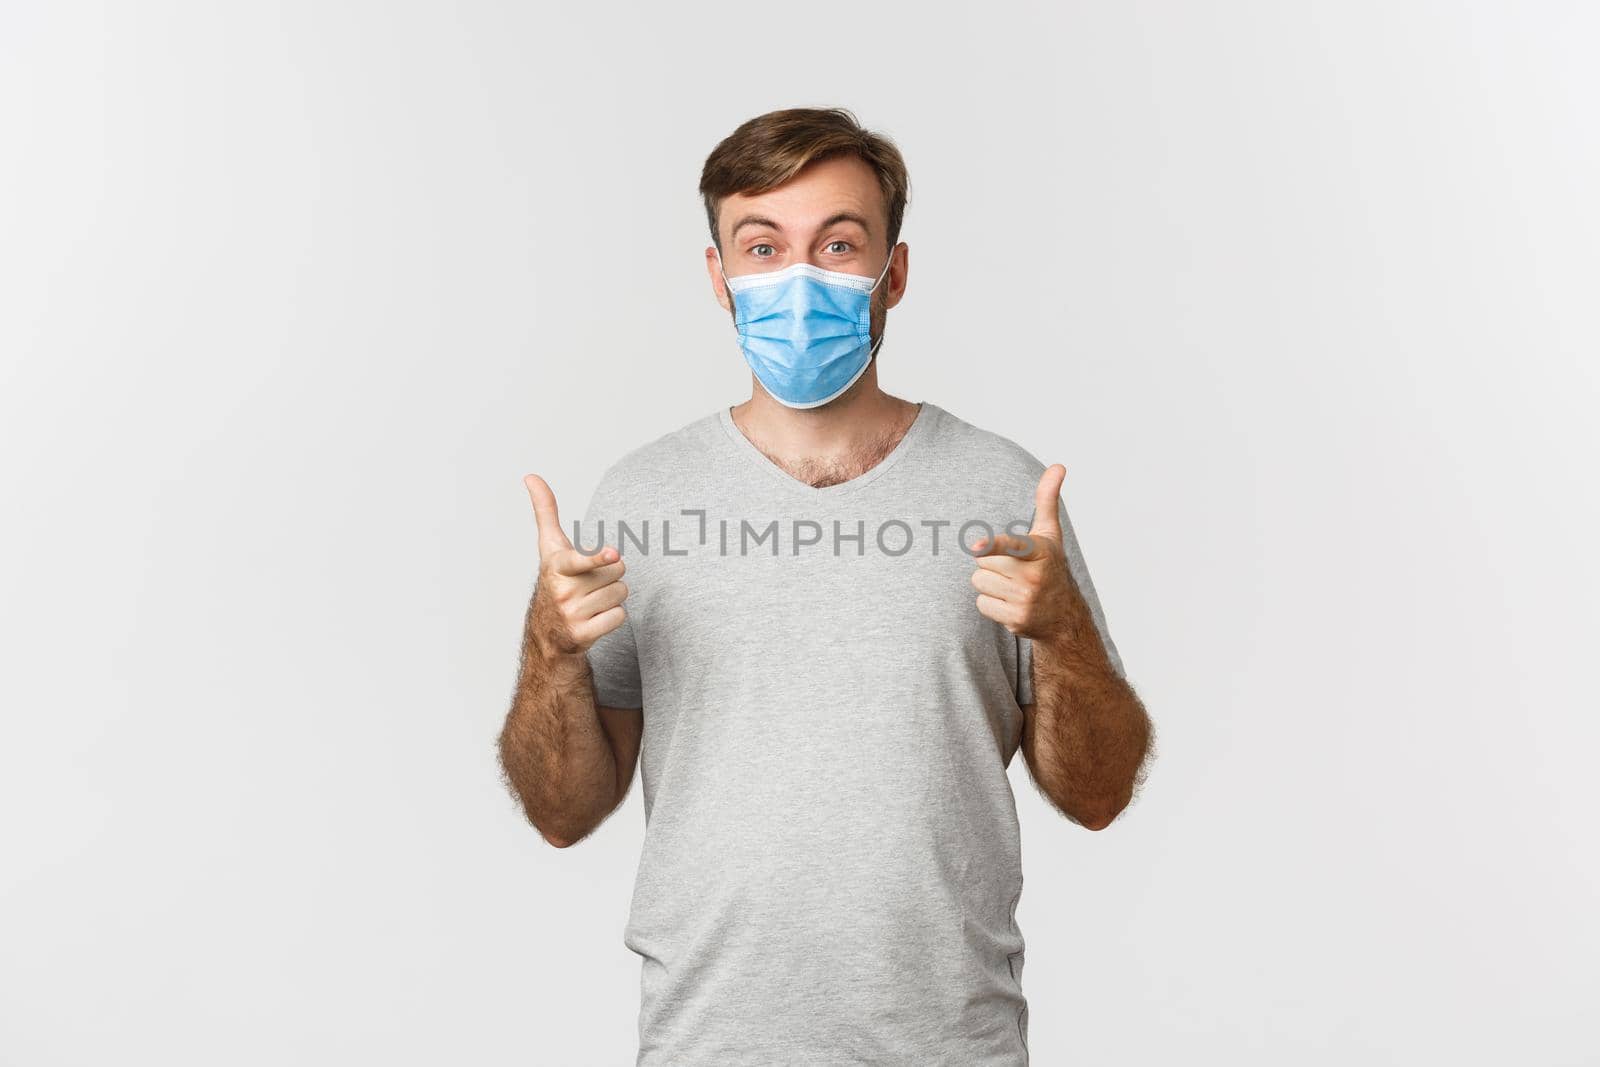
[524,474,629,659]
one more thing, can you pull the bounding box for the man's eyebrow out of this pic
[730,215,781,240]
[729,211,874,242]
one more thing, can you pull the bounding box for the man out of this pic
[498,107,1153,1065]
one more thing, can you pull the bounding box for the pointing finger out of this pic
[577,558,626,587]
[550,544,620,577]
[553,559,620,601]
[972,531,1047,561]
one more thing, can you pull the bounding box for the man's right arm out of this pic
[497,474,641,848]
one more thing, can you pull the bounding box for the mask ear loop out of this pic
[868,245,895,293]
[865,245,896,354]
[715,247,746,329]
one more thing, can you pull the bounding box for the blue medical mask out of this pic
[716,249,894,409]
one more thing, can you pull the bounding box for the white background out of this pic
[2,2,1596,1064]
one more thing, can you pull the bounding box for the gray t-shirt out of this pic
[579,401,1123,1066]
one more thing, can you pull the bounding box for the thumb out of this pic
[524,474,573,554]
[1030,464,1066,539]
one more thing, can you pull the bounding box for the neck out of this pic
[729,365,921,487]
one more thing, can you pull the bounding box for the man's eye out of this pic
[826,241,852,254]
[751,244,775,257]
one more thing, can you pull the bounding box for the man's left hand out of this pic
[969,463,1092,642]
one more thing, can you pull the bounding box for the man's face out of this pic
[707,153,905,347]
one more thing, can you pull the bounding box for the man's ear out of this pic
[884,240,907,310]
[708,245,733,312]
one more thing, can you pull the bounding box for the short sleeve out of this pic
[579,470,643,709]
[1017,495,1125,705]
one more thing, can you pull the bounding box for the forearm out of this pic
[1025,628,1151,830]
[498,600,620,847]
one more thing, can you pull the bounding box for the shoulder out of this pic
[589,409,724,504]
[921,401,1049,499]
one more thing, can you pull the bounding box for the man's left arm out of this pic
[970,464,1154,831]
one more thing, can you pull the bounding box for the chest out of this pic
[625,531,1014,693]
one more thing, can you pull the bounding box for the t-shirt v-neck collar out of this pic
[714,401,939,500]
